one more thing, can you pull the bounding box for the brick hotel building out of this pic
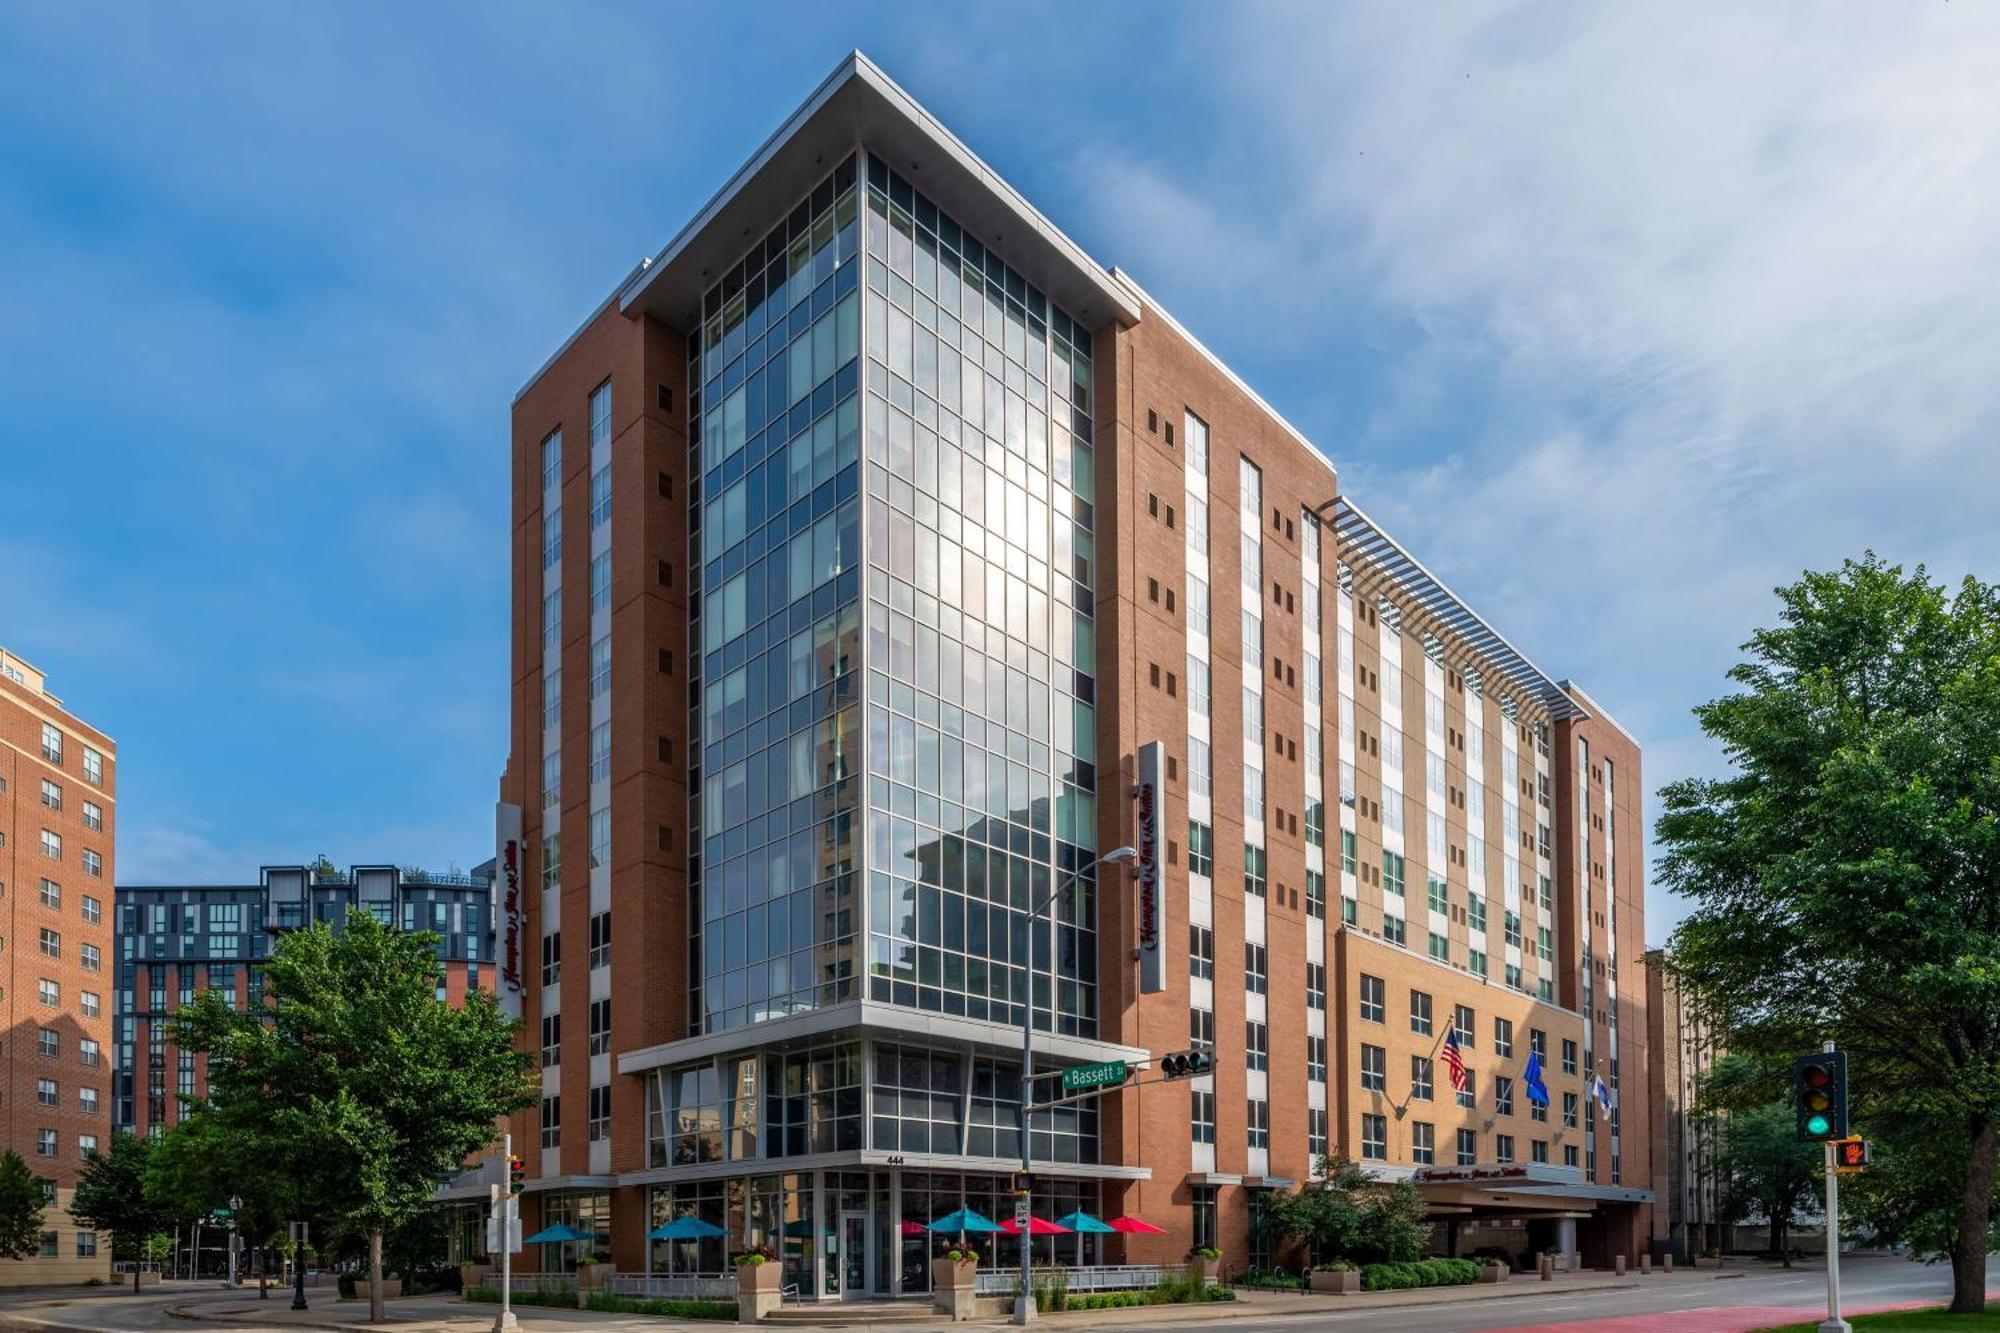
[0,648,114,1285]
[494,53,1651,1298]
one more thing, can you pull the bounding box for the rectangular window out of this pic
[1428,931,1448,962]
[1192,1090,1216,1145]
[1565,1144,1580,1169]
[1359,1043,1385,1092]
[542,429,562,492]
[1246,1020,1268,1072]
[81,894,101,925]
[81,1038,102,1066]
[1454,1004,1476,1047]
[1458,1069,1477,1111]
[1457,1128,1478,1166]
[82,800,102,832]
[81,848,101,878]
[1187,657,1210,717]
[543,588,562,654]
[590,721,611,782]
[76,1231,97,1257]
[1309,1107,1330,1160]
[35,1131,55,1158]
[36,1028,57,1058]
[1562,1038,1578,1075]
[1504,909,1522,949]
[40,829,61,861]
[1188,924,1213,980]
[1411,1055,1434,1101]
[36,1079,57,1107]
[1189,1007,1215,1050]
[1341,828,1357,876]
[1307,1035,1327,1083]
[1381,912,1405,947]
[1495,1076,1515,1117]
[1306,961,1327,1011]
[541,1094,561,1149]
[82,746,103,786]
[1187,820,1213,877]
[1359,974,1384,1023]
[1496,1134,1515,1164]
[1305,868,1326,919]
[542,932,561,987]
[542,752,561,808]
[1244,843,1266,897]
[1495,1018,1514,1058]
[543,670,562,730]
[1361,1113,1387,1161]
[590,551,611,610]
[590,467,612,531]
[1533,1139,1549,1163]
[590,808,609,869]
[589,1083,611,1141]
[38,979,59,1007]
[80,943,100,972]
[1563,1092,1579,1129]
[1410,989,1433,1036]
[81,992,99,1020]
[1381,851,1404,897]
[1244,942,1267,995]
[543,511,562,570]
[589,380,612,449]
[541,1013,561,1067]
[590,635,611,699]
[1189,738,1212,797]
[1247,1098,1270,1150]
[1411,1120,1435,1165]
[40,778,61,811]
[1427,874,1448,914]
[41,724,63,765]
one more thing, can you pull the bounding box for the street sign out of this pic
[486,1197,523,1254]
[1013,1197,1031,1229]
[1060,1060,1129,1094]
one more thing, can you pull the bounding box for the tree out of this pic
[0,1150,47,1261]
[71,1134,164,1293]
[1712,1104,1820,1265]
[1257,1154,1429,1266]
[1660,555,2000,1312]
[174,911,534,1322]
[150,1108,297,1297]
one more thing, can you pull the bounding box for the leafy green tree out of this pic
[0,1150,47,1261]
[1712,1104,1821,1265]
[1257,1154,1428,1266]
[1660,555,2000,1312]
[71,1134,164,1292]
[150,1108,297,1297]
[174,911,534,1322]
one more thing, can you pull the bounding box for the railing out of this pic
[973,1263,1188,1295]
[610,1273,736,1300]
[509,1272,579,1296]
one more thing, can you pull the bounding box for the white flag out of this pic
[1591,1073,1615,1113]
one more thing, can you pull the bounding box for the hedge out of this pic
[1359,1258,1481,1291]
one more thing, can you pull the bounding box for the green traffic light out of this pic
[1807,1114,1831,1136]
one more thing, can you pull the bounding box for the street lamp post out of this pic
[227,1195,242,1288]
[1015,845,1135,1326]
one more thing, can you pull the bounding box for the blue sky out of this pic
[4,4,1996,940]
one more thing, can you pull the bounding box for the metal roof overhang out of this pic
[1332,497,1587,723]
[619,51,1141,337]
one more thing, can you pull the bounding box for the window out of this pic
[1188,925,1213,980]
[541,1013,561,1067]
[1562,1038,1579,1075]
[1189,1007,1215,1050]
[35,1131,55,1158]
[1468,892,1487,932]
[541,932,561,987]
[1563,1092,1579,1129]
[542,752,561,808]
[1470,949,1489,978]
[590,635,611,699]
[39,1232,57,1258]
[1428,932,1448,962]
[589,1083,611,1141]
[75,1231,97,1258]
[1247,1098,1270,1150]
[1457,1070,1477,1111]
[590,808,609,869]
[81,848,101,878]
[590,722,610,782]
[1309,1107,1330,1160]
[1381,851,1404,897]
[1188,657,1210,717]
[1411,1120,1435,1165]
[589,912,611,969]
[1381,912,1405,947]
[40,829,60,861]
[1496,1134,1516,1164]
[82,747,103,786]
[542,588,562,654]
[39,927,60,959]
[38,979,59,1007]
[590,551,611,610]
[79,1087,98,1114]
[590,467,612,531]
[1306,961,1327,1011]
[80,1038,100,1066]
[589,998,611,1056]
[1409,989,1433,1036]
[1454,1005,1476,1047]
[1411,1055,1434,1101]
[1187,821,1214,877]
[1427,874,1448,914]
[1246,1020,1268,1072]
[542,511,562,569]
[1504,909,1522,949]
[541,429,562,491]
[1359,974,1385,1023]
[1307,1035,1327,1083]
[589,380,612,448]
[1456,1128,1478,1166]
[1192,1090,1216,1144]
[1538,925,1554,962]
[1190,738,1212,797]
[1495,1076,1515,1117]
[1565,1144,1580,1169]
[1245,943,1267,994]
[1495,1018,1514,1058]
[541,1094,561,1148]
[80,991,100,1021]
[1341,828,1358,876]
[1360,1044,1385,1092]
[40,778,61,811]
[80,943,100,972]
[1361,1113,1387,1161]
[542,670,562,730]
[36,1028,58,1058]
[1305,868,1326,919]
[36,1079,57,1107]
[1533,1139,1549,1163]
[81,894,101,925]
[41,724,62,765]
[82,800,102,832]
[1244,843,1266,898]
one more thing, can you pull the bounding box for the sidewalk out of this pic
[140,1268,1732,1332]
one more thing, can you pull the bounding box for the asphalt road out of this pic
[1,1257,1995,1333]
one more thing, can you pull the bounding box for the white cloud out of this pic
[1073,3,2000,940]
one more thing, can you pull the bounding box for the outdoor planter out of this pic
[459,1263,494,1292]
[736,1261,781,1322]
[349,1278,403,1301]
[1478,1264,1509,1284]
[1308,1269,1360,1294]
[1190,1255,1222,1286]
[577,1263,612,1291]
[1694,1255,1724,1270]
[932,1258,978,1321]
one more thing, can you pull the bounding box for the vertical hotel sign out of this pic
[1136,741,1165,994]
[494,802,525,1017]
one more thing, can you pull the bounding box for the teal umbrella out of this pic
[524,1224,596,1244]
[1055,1210,1113,1266]
[926,1207,1001,1234]
[647,1218,726,1241]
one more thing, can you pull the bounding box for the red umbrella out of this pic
[1000,1216,1072,1235]
[1108,1216,1166,1234]
[900,1221,927,1236]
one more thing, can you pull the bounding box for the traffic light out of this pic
[1793,1050,1848,1143]
[508,1154,526,1195]
[1834,1137,1871,1173]
[1159,1049,1215,1079]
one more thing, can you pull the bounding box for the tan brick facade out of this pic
[0,650,114,1284]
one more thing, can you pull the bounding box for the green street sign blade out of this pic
[1060,1060,1129,1094]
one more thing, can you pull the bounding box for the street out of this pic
[0,1256,1993,1333]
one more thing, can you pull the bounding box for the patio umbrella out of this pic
[1055,1211,1114,1266]
[1108,1216,1166,1234]
[522,1223,596,1277]
[646,1216,726,1277]
[999,1216,1071,1235]
[899,1221,927,1237]
[926,1207,1002,1235]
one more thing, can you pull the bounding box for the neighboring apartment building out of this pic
[491,52,1652,1298]
[0,647,115,1285]
[113,861,495,1140]
[1645,948,1730,1261]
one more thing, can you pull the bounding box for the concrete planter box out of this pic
[348,1278,403,1302]
[459,1263,493,1291]
[1308,1269,1360,1294]
[736,1262,781,1322]
[932,1258,979,1321]
[1190,1257,1222,1286]
[1694,1256,1724,1270]
[1478,1264,1509,1284]
[577,1264,613,1291]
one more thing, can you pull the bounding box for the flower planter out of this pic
[459,1263,494,1292]
[1190,1256,1222,1286]
[1308,1269,1360,1294]
[577,1263,613,1291]
[932,1258,978,1322]
[1478,1264,1509,1284]
[349,1278,403,1302]
[736,1261,781,1323]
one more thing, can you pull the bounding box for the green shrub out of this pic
[1236,1267,1304,1290]
[336,1272,357,1299]
[579,1292,734,1320]
[1359,1259,1477,1291]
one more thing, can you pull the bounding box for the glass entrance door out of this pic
[839,1211,871,1298]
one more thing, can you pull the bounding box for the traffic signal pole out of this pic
[496,1133,518,1333]
[1818,1042,1850,1333]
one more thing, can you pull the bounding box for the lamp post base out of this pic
[494,1310,520,1333]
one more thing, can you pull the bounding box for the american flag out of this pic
[1441,1028,1469,1093]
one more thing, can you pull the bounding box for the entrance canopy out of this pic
[1405,1163,1652,1224]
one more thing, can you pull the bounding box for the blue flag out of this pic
[1524,1050,1550,1107]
